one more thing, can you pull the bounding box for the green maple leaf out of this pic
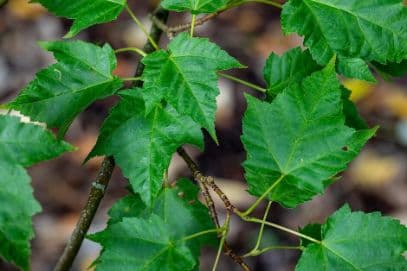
[242,60,375,208]
[88,90,203,206]
[297,205,407,270]
[141,32,242,141]
[0,115,73,270]
[282,0,407,81]
[161,0,228,14]
[89,179,217,271]
[9,40,122,138]
[263,47,322,99]
[32,0,126,38]
[263,48,367,129]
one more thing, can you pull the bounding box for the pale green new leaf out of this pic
[9,41,122,138]
[88,90,203,206]
[32,0,126,38]
[161,0,227,14]
[296,205,407,270]
[0,115,73,270]
[89,179,217,271]
[142,32,242,140]
[263,47,321,99]
[242,62,375,208]
[282,0,407,80]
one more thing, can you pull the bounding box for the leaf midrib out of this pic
[167,55,211,128]
[14,78,117,105]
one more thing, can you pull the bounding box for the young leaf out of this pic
[263,47,321,99]
[282,0,407,80]
[142,32,242,141]
[242,61,375,208]
[0,115,73,271]
[9,40,122,138]
[297,205,407,270]
[161,0,227,14]
[89,179,217,271]
[32,0,126,38]
[88,90,203,206]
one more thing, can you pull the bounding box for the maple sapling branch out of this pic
[177,147,250,270]
[54,157,115,271]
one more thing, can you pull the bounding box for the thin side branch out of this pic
[177,147,251,271]
[152,11,221,36]
[53,157,115,271]
[53,7,169,271]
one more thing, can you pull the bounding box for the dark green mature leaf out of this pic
[89,179,217,271]
[88,90,203,206]
[32,0,126,38]
[337,56,376,82]
[142,32,242,140]
[161,0,227,14]
[0,115,73,166]
[0,115,72,270]
[282,0,407,80]
[297,205,407,270]
[263,47,321,99]
[242,61,375,208]
[9,41,122,138]
[0,162,40,271]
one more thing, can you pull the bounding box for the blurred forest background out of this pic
[0,0,406,270]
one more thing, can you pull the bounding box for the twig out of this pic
[53,157,115,271]
[152,11,221,36]
[177,147,251,271]
[53,7,169,271]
